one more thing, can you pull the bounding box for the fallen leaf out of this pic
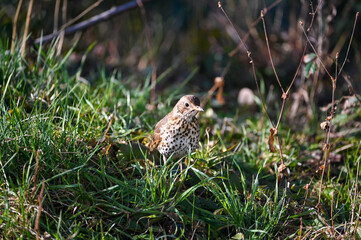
[278,163,286,174]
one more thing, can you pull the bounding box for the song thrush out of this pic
[149,95,204,160]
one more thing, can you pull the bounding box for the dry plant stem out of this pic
[218,2,248,53]
[250,56,274,128]
[351,155,360,232]
[315,12,359,207]
[57,0,67,56]
[286,45,308,94]
[218,2,273,124]
[299,176,314,239]
[136,0,157,104]
[260,8,309,161]
[32,150,41,192]
[11,0,24,54]
[219,2,285,163]
[228,0,283,57]
[60,0,103,32]
[331,193,335,236]
[307,0,323,32]
[260,10,285,93]
[337,12,359,79]
[0,159,9,190]
[299,23,333,81]
[221,60,232,79]
[35,181,45,240]
[34,0,148,45]
[354,203,361,239]
[53,0,61,33]
[21,0,34,57]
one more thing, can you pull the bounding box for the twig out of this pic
[299,176,315,239]
[316,11,359,207]
[53,0,61,33]
[351,155,360,235]
[219,2,287,164]
[337,12,359,79]
[261,10,284,93]
[35,181,45,240]
[60,0,103,32]
[11,0,24,54]
[331,192,335,236]
[218,2,273,124]
[56,0,67,56]
[34,0,150,45]
[307,0,322,32]
[32,150,41,192]
[299,21,333,81]
[260,9,309,163]
[286,45,308,95]
[228,0,283,57]
[136,0,157,104]
[21,0,35,57]
[354,203,361,239]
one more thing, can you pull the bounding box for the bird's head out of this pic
[174,95,204,121]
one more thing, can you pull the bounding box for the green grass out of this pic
[1,40,361,239]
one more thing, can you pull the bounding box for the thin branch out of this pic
[317,12,359,207]
[286,44,308,95]
[299,21,334,81]
[35,181,45,240]
[299,176,315,239]
[228,0,283,57]
[11,0,23,54]
[21,0,34,57]
[53,0,61,33]
[218,2,274,127]
[337,12,359,79]
[250,55,275,128]
[34,0,150,45]
[307,0,323,32]
[218,2,249,53]
[261,10,285,93]
[354,203,361,239]
[60,0,103,32]
[56,0,67,56]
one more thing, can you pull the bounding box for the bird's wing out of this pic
[148,113,170,151]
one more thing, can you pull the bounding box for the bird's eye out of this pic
[185,102,189,107]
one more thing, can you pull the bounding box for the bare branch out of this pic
[34,0,151,45]
[261,10,285,93]
[337,12,359,79]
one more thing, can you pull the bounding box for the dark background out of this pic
[1,0,361,107]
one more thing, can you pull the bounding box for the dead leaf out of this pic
[268,127,277,153]
[303,183,310,191]
[278,163,286,174]
[320,121,329,130]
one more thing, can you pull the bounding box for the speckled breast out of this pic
[157,118,200,158]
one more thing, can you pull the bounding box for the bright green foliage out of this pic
[1,40,360,239]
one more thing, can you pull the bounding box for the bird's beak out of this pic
[192,106,204,112]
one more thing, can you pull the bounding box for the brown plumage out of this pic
[149,95,204,159]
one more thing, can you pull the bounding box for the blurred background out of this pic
[1,0,361,117]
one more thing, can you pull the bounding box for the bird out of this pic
[148,95,204,162]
